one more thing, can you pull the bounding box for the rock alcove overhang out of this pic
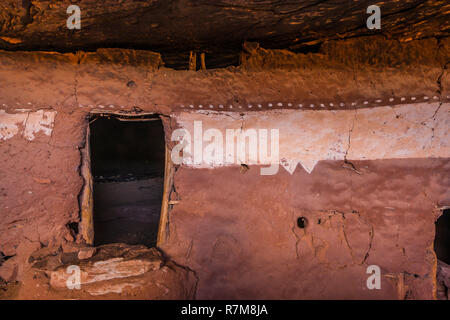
[0,0,448,68]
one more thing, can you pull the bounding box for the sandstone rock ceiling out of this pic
[0,0,448,68]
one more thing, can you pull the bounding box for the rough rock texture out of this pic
[437,260,450,300]
[0,39,449,299]
[18,244,197,299]
[0,1,448,67]
[0,279,20,299]
[77,247,96,260]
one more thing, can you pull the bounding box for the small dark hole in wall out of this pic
[90,114,165,247]
[434,209,450,264]
[297,217,308,229]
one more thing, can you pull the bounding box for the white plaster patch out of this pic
[298,159,319,174]
[280,159,299,174]
[0,109,57,141]
[174,103,450,174]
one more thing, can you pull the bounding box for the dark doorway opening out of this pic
[90,114,165,247]
[435,209,450,264]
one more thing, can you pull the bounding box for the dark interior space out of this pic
[435,209,450,264]
[90,114,165,247]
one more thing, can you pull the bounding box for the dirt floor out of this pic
[93,178,164,247]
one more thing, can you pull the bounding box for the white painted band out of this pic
[175,103,449,174]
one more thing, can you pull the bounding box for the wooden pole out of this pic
[200,52,206,71]
[157,146,175,246]
[189,51,196,71]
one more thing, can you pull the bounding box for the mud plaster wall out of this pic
[164,160,449,299]
[0,36,449,299]
[164,104,450,299]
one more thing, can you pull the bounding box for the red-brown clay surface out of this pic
[161,160,449,299]
[0,37,449,299]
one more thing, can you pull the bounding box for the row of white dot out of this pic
[1,95,448,110]
[179,95,444,109]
